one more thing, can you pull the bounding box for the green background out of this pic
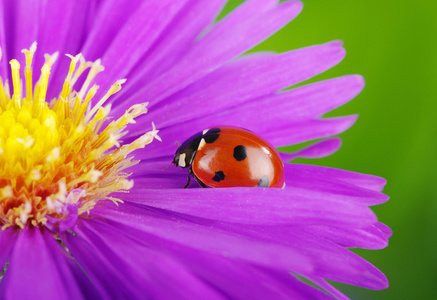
[222,1,436,299]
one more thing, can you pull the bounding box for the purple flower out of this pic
[0,1,390,299]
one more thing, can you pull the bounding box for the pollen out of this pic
[0,42,160,230]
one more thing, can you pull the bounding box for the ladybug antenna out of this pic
[163,141,180,170]
[163,160,174,171]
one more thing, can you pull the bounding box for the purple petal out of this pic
[290,236,389,290]
[375,222,393,239]
[0,4,9,78]
[189,74,363,132]
[287,163,388,192]
[265,115,357,147]
[224,225,389,290]
[279,138,343,161]
[2,0,39,69]
[66,219,224,299]
[126,74,360,153]
[116,0,303,109]
[109,0,227,104]
[36,0,92,100]
[45,203,79,233]
[128,157,388,209]
[120,187,378,227]
[63,229,130,299]
[93,0,188,98]
[92,202,313,274]
[64,253,110,300]
[284,164,389,205]
[81,0,145,60]
[160,245,333,300]
[132,173,188,189]
[301,276,349,300]
[116,41,346,122]
[299,223,390,250]
[272,75,364,121]
[0,229,17,270]
[94,201,387,291]
[0,228,83,299]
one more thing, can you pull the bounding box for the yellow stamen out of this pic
[78,59,104,99]
[0,79,9,109]
[60,53,81,100]
[9,60,21,108]
[71,55,93,87]
[34,52,58,102]
[44,52,59,67]
[21,42,37,101]
[0,44,160,229]
[85,79,126,123]
[38,64,51,103]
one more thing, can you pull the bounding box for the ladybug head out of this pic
[172,149,184,167]
[172,131,203,169]
[173,152,188,168]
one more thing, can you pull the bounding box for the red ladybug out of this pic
[173,126,285,188]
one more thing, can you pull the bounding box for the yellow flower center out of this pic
[0,42,160,230]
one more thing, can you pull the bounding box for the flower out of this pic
[0,1,390,299]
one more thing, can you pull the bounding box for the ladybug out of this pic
[173,126,285,188]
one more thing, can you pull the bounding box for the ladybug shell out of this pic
[182,126,284,188]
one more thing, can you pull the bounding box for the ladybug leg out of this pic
[184,169,192,188]
[193,174,208,188]
[185,167,207,188]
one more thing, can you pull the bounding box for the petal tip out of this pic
[349,74,365,91]
[375,274,390,290]
[344,114,359,127]
[279,0,304,20]
[289,0,304,11]
[324,40,346,62]
[327,39,344,48]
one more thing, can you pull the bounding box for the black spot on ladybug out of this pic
[203,128,221,144]
[233,145,247,161]
[257,175,269,187]
[212,171,225,182]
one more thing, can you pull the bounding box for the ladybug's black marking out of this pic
[233,145,247,161]
[257,175,269,187]
[212,171,225,182]
[203,128,221,144]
